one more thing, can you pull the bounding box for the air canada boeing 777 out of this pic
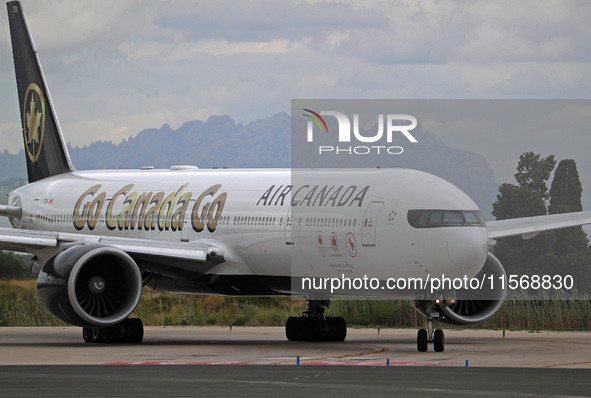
[2,1,591,352]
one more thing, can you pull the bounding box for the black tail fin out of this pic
[7,1,74,183]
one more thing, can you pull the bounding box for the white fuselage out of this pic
[9,167,489,297]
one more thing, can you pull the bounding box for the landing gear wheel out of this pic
[286,316,299,341]
[91,327,102,343]
[128,318,144,344]
[433,329,445,352]
[82,327,93,343]
[82,318,144,344]
[284,300,348,342]
[303,317,321,341]
[332,317,347,342]
[102,325,119,343]
[417,329,428,352]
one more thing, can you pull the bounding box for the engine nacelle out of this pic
[415,252,507,326]
[37,243,143,328]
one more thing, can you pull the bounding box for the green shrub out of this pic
[1,280,590,330]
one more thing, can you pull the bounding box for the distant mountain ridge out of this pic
[0,112,497,216]
[69,113,292,170]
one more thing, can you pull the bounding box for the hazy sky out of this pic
[1,0,590,205]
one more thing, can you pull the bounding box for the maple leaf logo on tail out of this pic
[22,83,45,163]
[26,97,41,146]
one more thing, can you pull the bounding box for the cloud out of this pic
[325,31,350,48]
[119,38,312,61]
[19,0,132,51]
[0,0,590,158]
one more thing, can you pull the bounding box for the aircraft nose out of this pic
[447,228,488,275]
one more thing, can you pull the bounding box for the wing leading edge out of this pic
[486,211,591,240]
[0,226,225,274]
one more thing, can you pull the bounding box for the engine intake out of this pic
[37,243,142,327]
[415,252,507,326]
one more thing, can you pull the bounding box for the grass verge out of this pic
[1,280,590,330]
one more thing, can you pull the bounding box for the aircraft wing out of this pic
[0,226,224,274]
[486,211,591,240]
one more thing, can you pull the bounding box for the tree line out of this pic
[0,251,29,280]
[492,152,591,292]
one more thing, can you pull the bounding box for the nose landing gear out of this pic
[417,316,445,352]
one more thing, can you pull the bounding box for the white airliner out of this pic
[2,1,591,351]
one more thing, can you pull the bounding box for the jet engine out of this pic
[37,243,143,328]
[415,252,507,326]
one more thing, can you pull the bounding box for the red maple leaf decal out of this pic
[331,232,339,251]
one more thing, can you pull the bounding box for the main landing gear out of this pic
[417,317,444,352]
[285,300,347,342]
[82,318,144,344]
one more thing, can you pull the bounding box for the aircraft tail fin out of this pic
[7,1,75,183]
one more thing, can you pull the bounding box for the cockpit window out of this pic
[407,210,485,228]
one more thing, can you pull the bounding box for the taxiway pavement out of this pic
[2,327,591,397]
[1,326,590,368]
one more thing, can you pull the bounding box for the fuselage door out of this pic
[28,199,40,224]
[98,214,105,235]
[181,215,189,242]
[285,207,293,245]
[362,201,383,246]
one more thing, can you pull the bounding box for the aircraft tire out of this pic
[102,325,119,343]
[127,318,144,344]
[286,316,299,341]
[434,329,445,352]
[417,329,428,352]
[332,317,347,342]
[303,317,321,341]
[82,327,93,343]
[91,327,103,343]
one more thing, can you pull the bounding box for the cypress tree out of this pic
[492,154,554,277]
[548,159,583,214]
[547,159,591,292]
[493,156,591,293]
[514,152,556,200]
